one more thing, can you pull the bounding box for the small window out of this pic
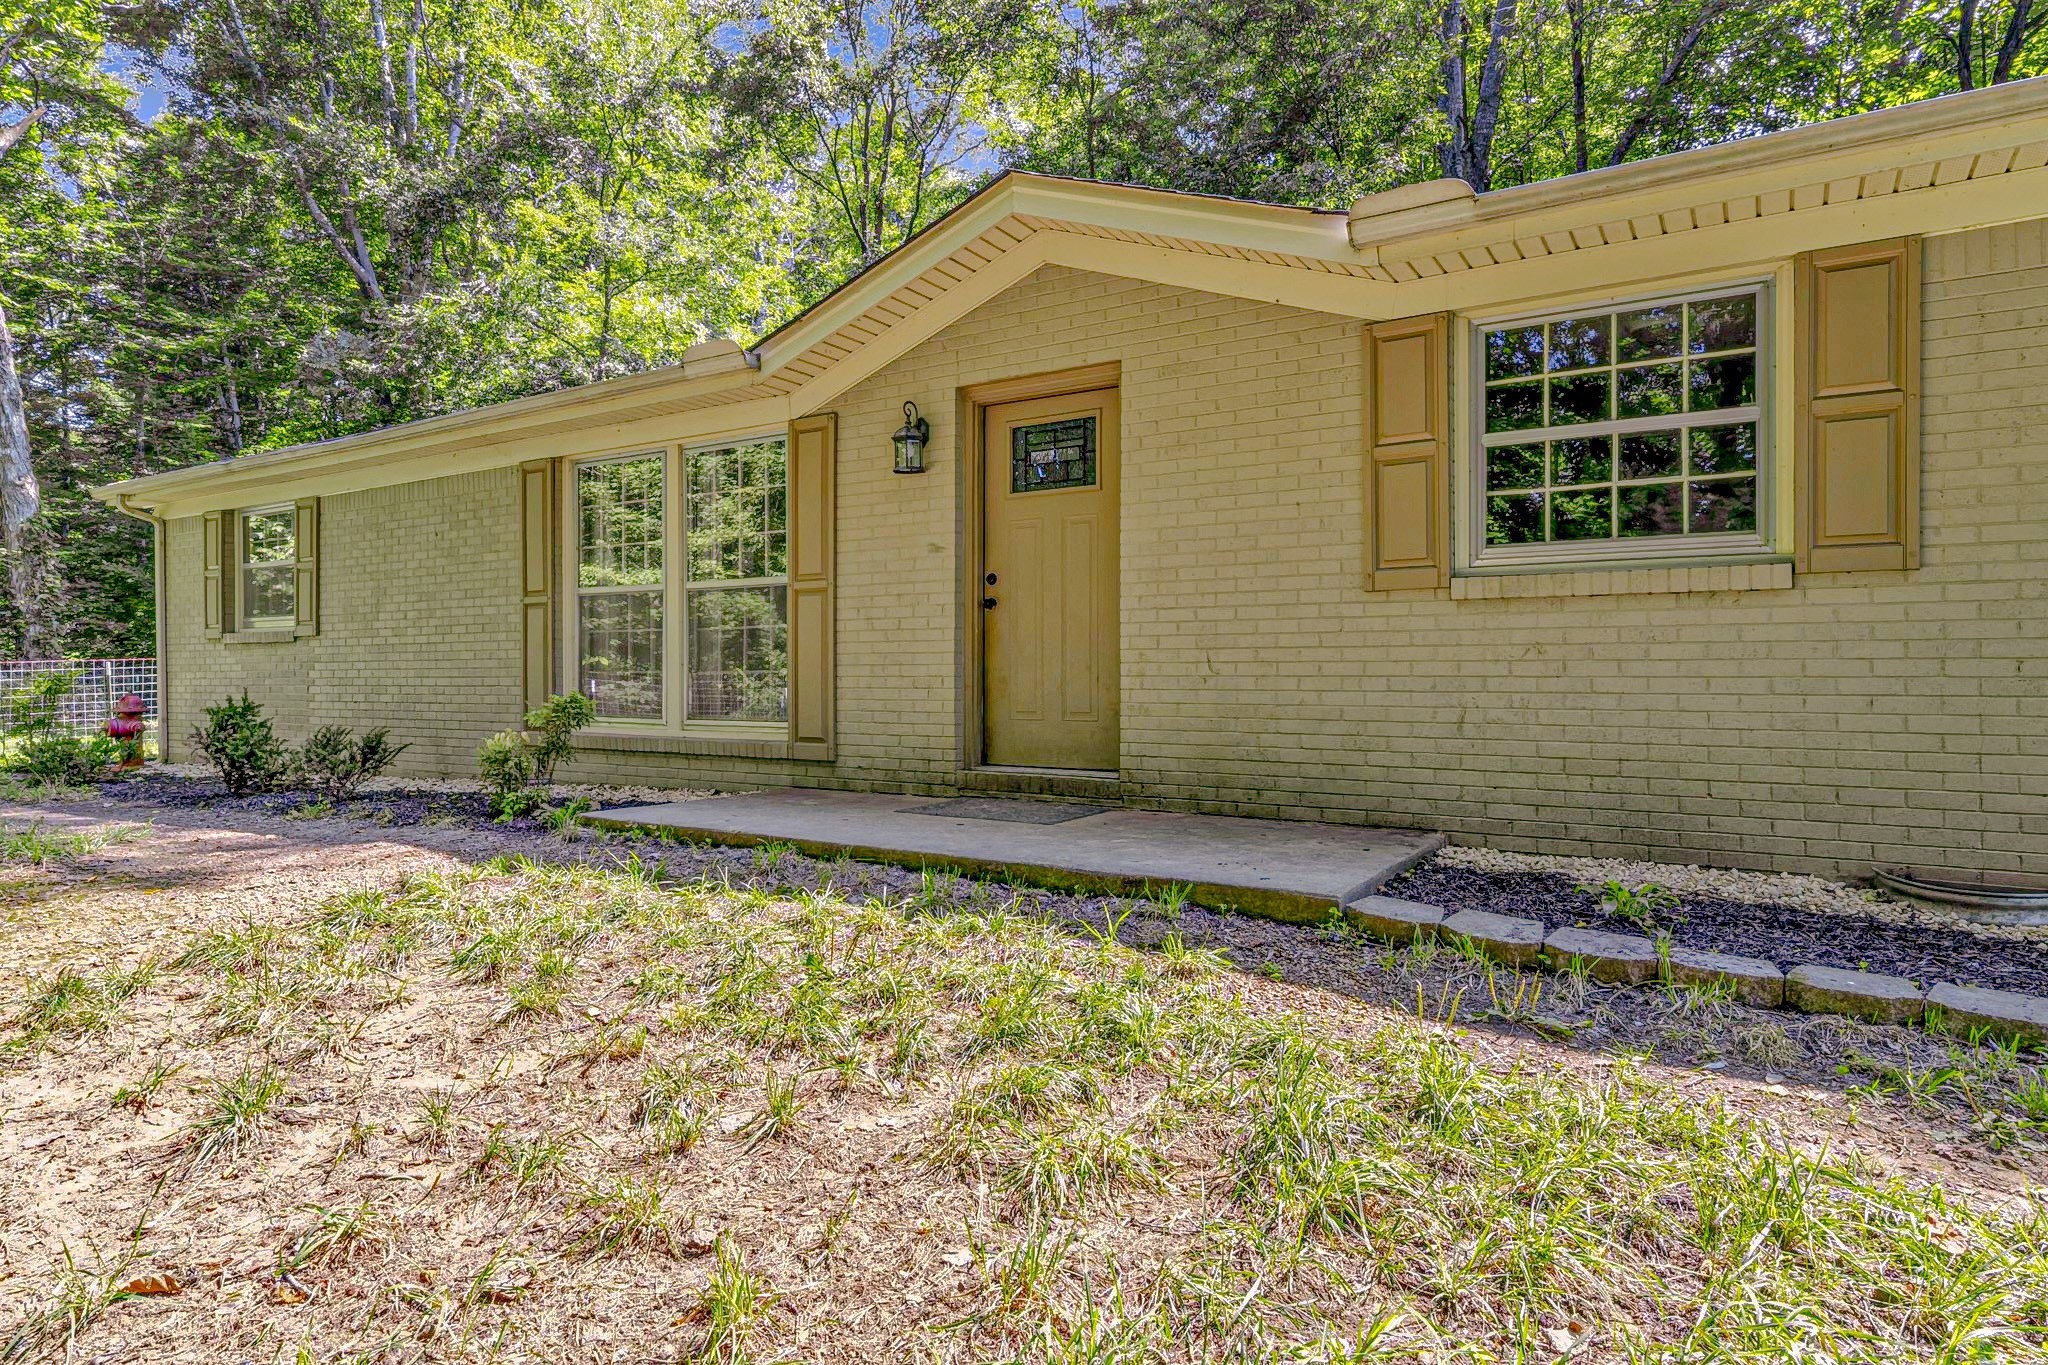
[1474,284,1767,565]
[1011,416,1097,492]
[238,506,297,628]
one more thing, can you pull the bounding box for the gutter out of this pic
[111,493,169,761]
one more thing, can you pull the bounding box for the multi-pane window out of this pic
[686,439,788,723]
[576,454,666,720]
[238,507,297,627]
[573,438,789,727]
[1478,286,1765,558]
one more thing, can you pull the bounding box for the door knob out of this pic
[982,596,998,609]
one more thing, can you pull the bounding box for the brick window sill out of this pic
[1449,559,1793,601]
[578,730,812,761]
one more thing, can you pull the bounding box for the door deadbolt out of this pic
[985,572,998,585]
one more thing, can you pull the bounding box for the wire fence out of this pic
[0,658,159,736]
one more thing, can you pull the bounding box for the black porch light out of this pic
[892,400,930,474]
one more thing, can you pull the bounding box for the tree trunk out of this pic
[0,298,45,656]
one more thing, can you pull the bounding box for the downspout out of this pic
[112,494,169,761]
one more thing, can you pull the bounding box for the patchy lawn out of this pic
[1,799,2044,1364]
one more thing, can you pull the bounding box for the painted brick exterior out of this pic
[161,219,2048,880]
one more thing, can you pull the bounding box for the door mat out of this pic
[901,798,1110,825]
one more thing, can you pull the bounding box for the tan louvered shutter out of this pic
[518,460,556,710]
[202,511,226,639]
[292,497,320,636]
[788,413,836,760]
[1795,238,1921,572]
[1363,314,1450,590]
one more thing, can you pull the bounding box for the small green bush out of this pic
[478,693,596,818]
[190,693,291,797]
[481,699,598,818]
[2,672,116,785]
[295,726,410,802]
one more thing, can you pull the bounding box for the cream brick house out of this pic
[96,81,2048,881]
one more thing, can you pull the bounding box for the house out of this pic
[95,80,2048,882]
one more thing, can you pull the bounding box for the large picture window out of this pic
[1475,284,1767,564]
[572,436,789,727]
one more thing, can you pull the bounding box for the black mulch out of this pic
[91,774,524,831]
[1381,860,2043,997]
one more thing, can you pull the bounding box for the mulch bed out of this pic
[1382,860,2045,997]
[68,772,2048,998]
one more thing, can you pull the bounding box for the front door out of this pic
[981,388,1120,770]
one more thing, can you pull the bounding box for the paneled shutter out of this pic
[292,497,320,637]
[518,460,556,711]
[1795,237,1921,572]
[202,511,225,639]
[787,413,836,760]
[1363,313,1451,590]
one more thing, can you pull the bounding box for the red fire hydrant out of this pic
[106,693,148,769]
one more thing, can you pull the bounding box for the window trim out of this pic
[565,431,792,738]
[1463,277,1776,572]
[235,502,299,632]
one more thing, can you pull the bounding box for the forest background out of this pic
[2,0,2042,656]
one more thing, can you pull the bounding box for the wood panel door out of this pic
[981,389,1120,771]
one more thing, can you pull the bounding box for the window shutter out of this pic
[202,511,225,639]
[518,460,555,711]
[1795,237,1920,572]
[788,413,836,760]
[292,497,320,636]
[1363,313,1450,590]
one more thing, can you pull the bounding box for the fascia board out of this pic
[1352,79,2048,254]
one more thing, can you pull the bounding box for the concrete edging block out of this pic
[1785,964,1926,1024]
[1542,926,1662,984]
[1927,981,2048,1045]
[1440,908,1546,968]
[1344,895,1444,944]
[1664,945,1786,1008]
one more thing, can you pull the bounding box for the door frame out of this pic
[958,360,1122,774]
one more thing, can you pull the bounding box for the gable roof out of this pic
[99,77,2048,517]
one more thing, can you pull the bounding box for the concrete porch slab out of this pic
[587,788,1445,922]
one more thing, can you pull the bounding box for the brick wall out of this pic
[161,219,2048,880]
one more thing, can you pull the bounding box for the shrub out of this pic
[190,693,291,797]
[2,672,116,785]
[295,726,409,802]
[478,693,595,818]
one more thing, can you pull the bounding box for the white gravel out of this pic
[147,762,721,809]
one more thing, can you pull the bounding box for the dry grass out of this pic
[0,815,2044,1364]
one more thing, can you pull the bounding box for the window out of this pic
[238,506,297,628]
[572,437,789,727]
[1475,284,1767,565]
[576,454,667,720]
[686,439,788,723]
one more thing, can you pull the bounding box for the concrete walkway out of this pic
[587,788,1445,921]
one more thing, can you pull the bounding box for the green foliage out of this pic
[294,725,410,802]
[8,0,2047,660]
[189,693,291,797]
[478,693,596,818]
[1578,878,1682,932]
[2,672,117,785]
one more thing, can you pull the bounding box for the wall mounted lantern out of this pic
[892,400,931,474]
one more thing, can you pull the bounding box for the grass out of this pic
[4,849,2047,1362]
[0,819,147,867]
